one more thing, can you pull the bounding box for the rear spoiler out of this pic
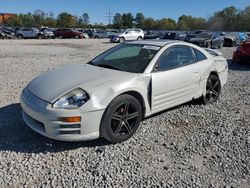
[204,48,223,56]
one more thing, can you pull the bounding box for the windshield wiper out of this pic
[97,64,122,71]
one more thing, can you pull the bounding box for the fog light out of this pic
[61,116,81,123]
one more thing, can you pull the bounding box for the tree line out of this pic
[3,5,250,31]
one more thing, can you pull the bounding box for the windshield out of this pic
[88,44,160,73]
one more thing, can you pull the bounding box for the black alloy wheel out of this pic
[100,94,142,143]
[201,74,221,104]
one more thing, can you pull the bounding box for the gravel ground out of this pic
[0,39,249,187]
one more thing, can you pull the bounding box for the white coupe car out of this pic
[20,40,228,143]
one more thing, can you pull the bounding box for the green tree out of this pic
[19,12,35,27]
[121,13,133,28]
[156,18,176,30]
[57,12,77,27]
[135,12,145,28]
[113,13,122,29]
[143,17,156,30]
[33,9,45,26]
[177,15,191,30]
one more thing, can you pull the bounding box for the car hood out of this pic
[27,64,129,103]
[189,38,209,42]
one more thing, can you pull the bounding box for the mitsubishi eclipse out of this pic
[20,40,228,143]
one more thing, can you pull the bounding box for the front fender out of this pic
[80,74,151,115]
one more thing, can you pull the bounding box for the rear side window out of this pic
[193,48,207,61]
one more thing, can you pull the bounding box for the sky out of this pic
[0,0,249,24]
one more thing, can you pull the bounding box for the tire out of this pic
[37,34,43,39]
[58,35,63,39]
[119,37,125,43]
[17,34,23,39]
[100,94,142,143]
[206,42,212,48]
[218,42,223,49]
[200,74,221,104]
[137,36,143,40]
[75,35,79,39]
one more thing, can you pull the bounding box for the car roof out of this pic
[127,40,183,47]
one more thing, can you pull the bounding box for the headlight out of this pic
[52,88,89,109]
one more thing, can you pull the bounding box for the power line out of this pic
[104,9,113,25]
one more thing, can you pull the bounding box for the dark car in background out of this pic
[54,28,83,39]
[188,32,223,48]
[174,31,187,41]
[0,27,15,39]
[158,32,177,40]
[185,34,197,42]
[232,41,250,64]
[144,31,164,39]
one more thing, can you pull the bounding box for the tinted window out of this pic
[193,48,207,61]
[157,45,195,71]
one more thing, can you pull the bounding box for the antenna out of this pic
[104,9,113,25]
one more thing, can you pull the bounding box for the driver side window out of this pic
[156,45,195,71]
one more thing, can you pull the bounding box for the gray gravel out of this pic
[0,39,249,187]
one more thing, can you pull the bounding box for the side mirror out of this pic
[153,61,160,72]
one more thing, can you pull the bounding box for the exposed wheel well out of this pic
[120,91,146,119]
[210,71,219,78]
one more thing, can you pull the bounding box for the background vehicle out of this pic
[21,41,227,143]
[144,31,164,39]
[54,28,83,39]
[158,32,177,40]
[16,28,44,39]
[40,27,55,39]
[223,32,248,47]
[188,32,224,48]
[0,30,6,39]
[185,34,197,42]
[77,29,89,38]
[92,30,110,38]
[232,42,250,64]
[110,28,144,43]
[174,31,187,41]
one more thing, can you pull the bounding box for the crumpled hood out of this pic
[189,37,209,42]
[27,64,125,103]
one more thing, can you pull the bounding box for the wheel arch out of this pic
[209,71,219,78]
[119,90,146,119]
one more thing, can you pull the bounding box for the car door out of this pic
[125,30,135,40]
[30,29,38,38]
[151,45,202,113]
[21,28,30,37]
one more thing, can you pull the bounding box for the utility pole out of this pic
[105,9,113,25]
